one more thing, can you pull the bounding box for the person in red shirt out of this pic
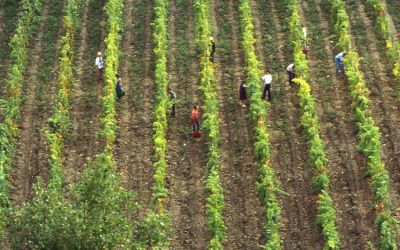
[191,105,200,133]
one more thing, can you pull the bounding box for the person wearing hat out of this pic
[209,37,215,63]
[95,51,104,81]
[335,51,347,74]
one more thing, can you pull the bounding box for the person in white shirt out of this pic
[95,51,104,81]
[287,63,296,85]
[261,72,272,101]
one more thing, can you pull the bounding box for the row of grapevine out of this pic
[150,0,169,215]
[97,0,124,159]
[0,0,42,238]
[285,0,340,248]
[327,0,398,248]
[363,0,400,87]
[193,0,226,248]
[138,0,173,248]
[45,0,82,192]
[238,0,281,248]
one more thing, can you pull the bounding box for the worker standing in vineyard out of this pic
[335,51,347,75]
[302,25,309,55]
[95,51,104,81]
[239,80,248,107]
[209,37,216,63]
[168,87,176,117]
[261,72,272,101]
[191,105,201,136]
[287,63,296,85]
[115,74,125,100]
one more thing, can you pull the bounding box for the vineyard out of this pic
[0,0,400,249]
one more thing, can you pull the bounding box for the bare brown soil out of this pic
[299,0,379,248]
[64,0,105,181]
[10,1,66,204]
[211,0,265,249]
[113,0,154,217]
[166,0,209,248]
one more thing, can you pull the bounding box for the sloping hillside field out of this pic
[0,0,399,249]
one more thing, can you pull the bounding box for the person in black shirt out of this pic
[239,80,247,107]
[168,87,176,117]
[116,74,125,100]
[209,37,215,63]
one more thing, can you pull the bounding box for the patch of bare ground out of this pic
[347,0,400,235]
[10,1,66,204]
[166,0,209,248]
[252,0,323,248]
[64,0,105,181]
[113,0,154,217]
[210,0,265,249]
[299,0,379,248]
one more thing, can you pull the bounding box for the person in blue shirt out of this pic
[115,74,125,100]
[335,51,347,74]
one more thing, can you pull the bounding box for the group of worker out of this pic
[94,33,347,137]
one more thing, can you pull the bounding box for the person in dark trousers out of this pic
[287,63,296,85]
[191,105,200,133]
[168,87,176,117]
[335,51,347,75]
[209,37,215,63]
[239,80,247,107]
[95,52,104,81]
[261,72,272,101]
[115,74,125,100]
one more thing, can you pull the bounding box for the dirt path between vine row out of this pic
[166,0,209,248]
[251,0,323,248]
[10,1,65,204]
[209,0,265,248]
[64,0,105,181]
[299,0,379,248]
[114,0,154,217]
[348,0,400,220]
[384,0,400,35]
